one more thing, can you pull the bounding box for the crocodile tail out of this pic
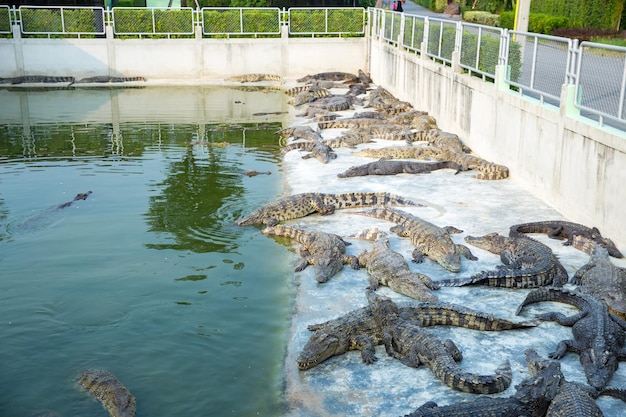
[435,277,477,287]
[442,360,512,394]
[516,287,588,315]
[261,224,306,243]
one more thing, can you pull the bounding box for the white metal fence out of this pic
[3,6,625,129]
[370,8,626,129]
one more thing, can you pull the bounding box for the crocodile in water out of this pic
[516,286,626,390]
[235,192,419,226]
[262,224,359,283]
[356,206,477,272]
[77,369,136,417]
[367,290,512,394]
[438,232,569,288]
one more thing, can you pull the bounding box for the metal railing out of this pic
[201,7,281,37]
[576,42,626,127]
[370,8,626,130]
[4,5,626,129]
[288,7,365,36]
[112,7,195,37]
[19,6,105,38]
[504,31,575,105]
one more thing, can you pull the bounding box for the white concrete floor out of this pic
[276,82,626,416]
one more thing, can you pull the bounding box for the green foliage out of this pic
[463,11,499,26]
[202,8,281,35]
[289,8,364,35]
[529,0,623,30]
[0,7,11,33]
[403,17,425,48]
[230,0,271,7]
[20,8,101,36]
[459,26,520,79]
[432,0,448,13]
[498,11,569,34]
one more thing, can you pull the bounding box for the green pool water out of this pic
[0,86,295,416]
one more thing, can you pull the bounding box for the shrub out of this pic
[463,11,499,27]
[498,11,569,34]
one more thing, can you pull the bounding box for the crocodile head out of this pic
[314,256,344,283]
[464,232,509,254]
[513,350,563,415]
[590,227,624,258]
[432,247,462,273]
[297,330,343,370]
[581,336,619,390]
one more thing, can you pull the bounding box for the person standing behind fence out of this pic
[396,0,404,12]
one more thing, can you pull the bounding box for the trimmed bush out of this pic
[498,11,569,34]
[463,11,499,27]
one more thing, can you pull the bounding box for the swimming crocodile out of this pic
[516,286,626,390]
[225,73,283,83]
[262,224,359,283]
[235,192,418,226]
[337,159,463,178]
[403,348,564,417]
[73,76,146,84]
[0,75,75,84]
[352,228,439,301]
[572,243,626,319]
[367,290,512,394]
[438,232,569,288]
[509,220,623,258]
[298,299,539,370]
[77,369,136,417]
[280,140,337,164]
[356,207,477,272]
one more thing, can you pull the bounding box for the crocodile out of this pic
[438,232,569,288]
[276,125,323,142]
[73,76,146,84]
[337,159,463,178]
[352,228,439,301]
[77,369,136,417]
[317,117,389,130]
[298,300,539,370]
[297,71,359,83]
[262,224,359,283]
[280,140,337,164]
[296,106,338,121]
[225,73,283,83]
[235,192,418,226]
[403,348,565,417]
[242,170,271,177]
[305,95,354,112]
[572,243,626,319]
[0,75,75,84]
[509,220,623,258]
[57,191,93,209]
[516,286,626,390]
[356,206,477,272]
[367,290,512,394]
[288,88,331,106]
[357,69,373,86]
[411,114,438,131]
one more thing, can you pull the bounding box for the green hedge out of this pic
[499,11,569,34]
[21,8,101,35]
[202,9,280,36]
[289,9,364,34]
[530,0,622,30]
[463,11,499,27]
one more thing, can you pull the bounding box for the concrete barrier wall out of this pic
[0,27,368,80]
[369,38,626,246]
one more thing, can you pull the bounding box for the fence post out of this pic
[421,17,429,60]
[451,21,461,73]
